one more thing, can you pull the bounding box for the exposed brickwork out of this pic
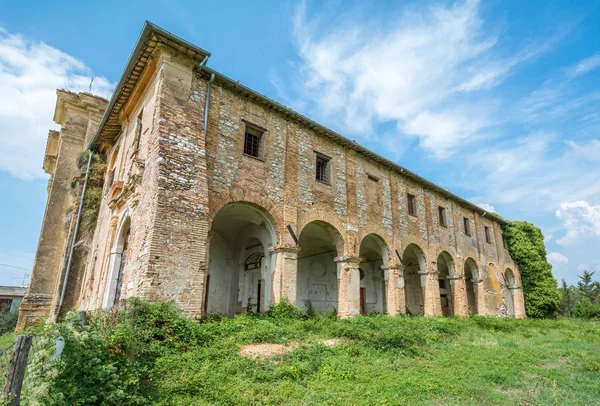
[21,34,526,329]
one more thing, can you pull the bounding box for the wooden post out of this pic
[2,334,33,406]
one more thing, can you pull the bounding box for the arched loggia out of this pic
[205,203,276,316]
[103,215,131,309]
[402,244,427,315]
[464,258,479,315]
[358,234,391,314]
[296,221,343,314]
[504,268,516,316]
[437,251,456,316]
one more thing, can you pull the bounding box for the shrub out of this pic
[572,298,600,320]
[0,304,18,335]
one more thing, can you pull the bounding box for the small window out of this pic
[243,125,263,159]
[503,236,508,249]
[315,154,331,183]
[485,226,492,243]
[438,279,446,289]
[463,217,471,236]
[407,194,417,216]
[438,206,447,227]
[367,173,379,182]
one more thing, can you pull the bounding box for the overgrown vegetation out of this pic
[559,270,600,319]
[502,221,560,318]
[16,298,600,405]
[0,304,18,336]
[71,151,106,234]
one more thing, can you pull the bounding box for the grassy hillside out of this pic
[15,299,600,405]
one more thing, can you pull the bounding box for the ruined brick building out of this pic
[17,22,525,330]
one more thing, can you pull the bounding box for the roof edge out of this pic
[88,21,210,150]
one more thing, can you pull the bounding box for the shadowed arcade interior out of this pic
[403,244,426,315]
[464,258,479,315]
[358,234,389,314]
[206,203,275,316]
[297,221,341,314]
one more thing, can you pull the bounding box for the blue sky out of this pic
[1,0,599,286]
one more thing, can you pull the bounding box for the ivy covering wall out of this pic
[502,221,560,318]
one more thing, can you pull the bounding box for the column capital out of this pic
[334,255,362,264]
[446,275,461,281]
[271,245,300,254]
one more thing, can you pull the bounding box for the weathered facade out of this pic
[18,23,525,330]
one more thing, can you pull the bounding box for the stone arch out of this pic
[103,212,131,309]
[504,268,516,316]
[296,219,345,314]
[436,251,457,316]
[358,233,391,314]
[464,257,480,315]
[209,189,283,243]
[298,211,346,255]
[206,202,277,316]
[402,243,427,315]
[358,225,393,256]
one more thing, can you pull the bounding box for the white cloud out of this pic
[547,251,569,266]
[556,201,600,245]
[570,53,600,77]
[476,203,496,213]
[289,0,542,156]
[0,27,113,180]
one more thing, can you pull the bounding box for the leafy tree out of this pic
[558,279,575,317]
[502,221,560,318]
[576,270,600,304]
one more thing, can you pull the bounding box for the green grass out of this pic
[20,300,600,405]
[152,315,600,405]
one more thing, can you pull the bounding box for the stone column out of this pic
[510,286,526,319]
[336,256,361,318]
[474,279,487,316]
[448,275,468,317]
[424,269,441,316]
[382,264,404,316]
[272,246,299,305]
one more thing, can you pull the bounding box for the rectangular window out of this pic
[485,226,492,243]
[243,125,263,159]
[438,279,446,289]
[407,194,416,216]
[315,154,331,183]
[463,217,471,236]
[503,236,508,249]
[438,206,447,227]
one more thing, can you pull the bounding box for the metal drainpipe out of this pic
[204,73,216,138]
[57,150,93,315]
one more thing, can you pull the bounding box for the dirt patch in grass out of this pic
[239,338,349,359]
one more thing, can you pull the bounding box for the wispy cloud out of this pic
[0,27,113,180]
[570,53,600,77]
[288,0,555,158]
